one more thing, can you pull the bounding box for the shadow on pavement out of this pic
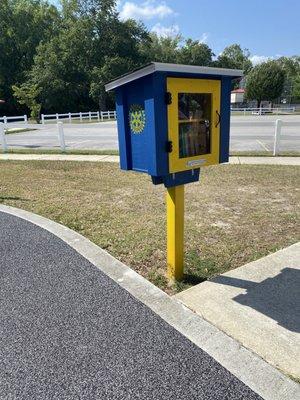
[212,267,300,333]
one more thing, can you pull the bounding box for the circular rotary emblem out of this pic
[129,104,146,134]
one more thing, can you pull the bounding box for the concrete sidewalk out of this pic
[0,153,299,165]
[175,243,300,381]
[230,156,300,165]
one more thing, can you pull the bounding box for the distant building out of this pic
[231,88,245,104]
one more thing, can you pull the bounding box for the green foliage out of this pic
[2,0,299,115]
[275,56,300,102]
[90,57,138,109]
[139,33,181,64]
[24,0,149,112]
[12,83,41,121]
[276,56,300,78]
[28,17,96,112]
[216,44,252,73]
[177,39,214,66]
[246,61,286,106]
[292,75,300,99]
[0,0,60,114]
[139,35,214,66]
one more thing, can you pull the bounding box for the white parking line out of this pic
[256,139,270,151]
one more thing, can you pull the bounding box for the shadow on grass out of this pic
[0,196,29,202]
[172,274,207,293]
[182,274,207,285]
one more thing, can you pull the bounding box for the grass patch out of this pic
[5,128,37,135]
[3,148,119,156]
[3,149,298,157]
[0,161,299,294]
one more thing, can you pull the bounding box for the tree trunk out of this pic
[98,93,107,111]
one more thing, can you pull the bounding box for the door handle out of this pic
[215,110,221,128]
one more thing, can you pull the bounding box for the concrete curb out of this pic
[0,204,299,400]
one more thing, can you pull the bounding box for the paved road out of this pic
[6,121,118,150]
[230,115,300,152]
[4,115,300,152]
[0,211,261,399]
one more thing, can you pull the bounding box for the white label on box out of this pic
[186,159,206,167]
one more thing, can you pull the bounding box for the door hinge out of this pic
[166,141,173,153]
[165,92,172,105]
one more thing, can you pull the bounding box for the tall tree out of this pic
[292,75,300,100]
[216,44,252,73]
[16,0,150,112]
[246,61,285,107]
[177,39,214,66]
[139,33,181,64]
[12,83,41,121]
[276,56,300,77]
[275,56,300,103]
[0,0,60,114]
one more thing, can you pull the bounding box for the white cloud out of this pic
[151,23,180,37]
[250,55,273,65]
[119,1,175,21]
[199,32,209,44]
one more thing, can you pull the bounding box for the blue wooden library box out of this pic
[105,62,243,187]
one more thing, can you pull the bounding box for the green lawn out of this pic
[0,161,299,294]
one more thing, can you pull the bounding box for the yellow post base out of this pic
[166,185,184,281]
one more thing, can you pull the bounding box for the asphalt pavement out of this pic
[230,115,300,152]
[4,114,300,152]
[6,121,118,150]
[0,211,261,399]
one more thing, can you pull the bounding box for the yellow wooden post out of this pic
[166,185,184,281]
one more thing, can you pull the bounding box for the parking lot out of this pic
[3,115,300,152]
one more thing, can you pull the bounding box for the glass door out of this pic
[167,78,221,173]
[178,92,212,158]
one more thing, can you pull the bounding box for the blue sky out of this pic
[52,0,300,63]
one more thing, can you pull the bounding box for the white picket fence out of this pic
[0,114,28,128]
[41,110,116,124]
[231,107,296,115]
[0,118,291,155]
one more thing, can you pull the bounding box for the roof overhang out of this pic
[105,62,243,92]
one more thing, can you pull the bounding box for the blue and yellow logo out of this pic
[129,104,146,134]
